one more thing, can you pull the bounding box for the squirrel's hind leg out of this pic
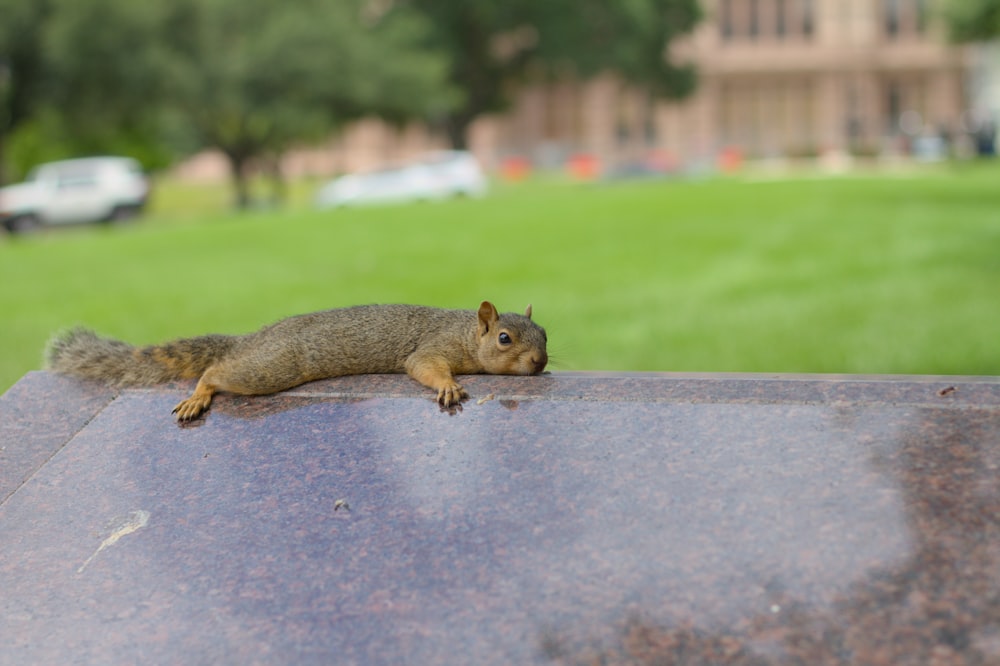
[172,376,217,421]
[172,363,236,421]
[171,358,306,421]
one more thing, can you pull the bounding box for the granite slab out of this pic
[1,370,998,664]
[0,372,115,505]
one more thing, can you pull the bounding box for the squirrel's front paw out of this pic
[172,396,211,422]
[436,383,468,407]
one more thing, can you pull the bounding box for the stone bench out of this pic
[2,371,999,664]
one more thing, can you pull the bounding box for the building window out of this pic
[801,0,815,38]
[720,0,812,42]
[915,0,928,33]
[720,0,734,40]
[887,82,902,133]
[884,0,901,38]
[749,0,760,38]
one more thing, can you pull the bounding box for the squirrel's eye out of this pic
[498,332,512,345]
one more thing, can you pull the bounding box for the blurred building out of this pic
[175,0,973,181]
[477,0,970,169]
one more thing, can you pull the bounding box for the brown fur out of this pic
[46,301,548,421]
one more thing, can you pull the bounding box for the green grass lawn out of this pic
[2,163,998,394]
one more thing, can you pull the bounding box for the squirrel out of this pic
[45,301,548,421]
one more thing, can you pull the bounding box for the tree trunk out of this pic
[0,131,6,188]
[227,152,252,210]
[266,154,286,207]
[444,114,471,150]
[0,67,8,187]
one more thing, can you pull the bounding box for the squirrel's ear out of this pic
[478,301,499,335]
[525,304,533,319]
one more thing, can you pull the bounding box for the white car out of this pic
[315,150,487,209]
[0,157,150,233]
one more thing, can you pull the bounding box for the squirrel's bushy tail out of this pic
[45,327,238,387]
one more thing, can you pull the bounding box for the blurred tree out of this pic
[397,0,702,149]
[163,0,453,208]
[41,0,181,167]
[0,0,179,183]
[0,0,453,207]
[0,0,50,185]
[945,0,1000,41]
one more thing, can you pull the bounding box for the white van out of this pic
[0,157,150,233]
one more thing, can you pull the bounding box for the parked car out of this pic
[0,157,150,233]
[315,150,487,209]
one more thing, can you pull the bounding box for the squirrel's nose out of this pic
[530,353,548,374]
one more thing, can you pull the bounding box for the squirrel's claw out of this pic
[436,383,468,408]
[173,396,210,422]
[173,380,216,422]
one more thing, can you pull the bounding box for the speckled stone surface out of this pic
[0,373,115,504]
[1,370,999,664]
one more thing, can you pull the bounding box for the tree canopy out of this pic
[0,0,452,204]
[945,0,1000,42]
[162,0,453,207]
[0,0,181,179]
